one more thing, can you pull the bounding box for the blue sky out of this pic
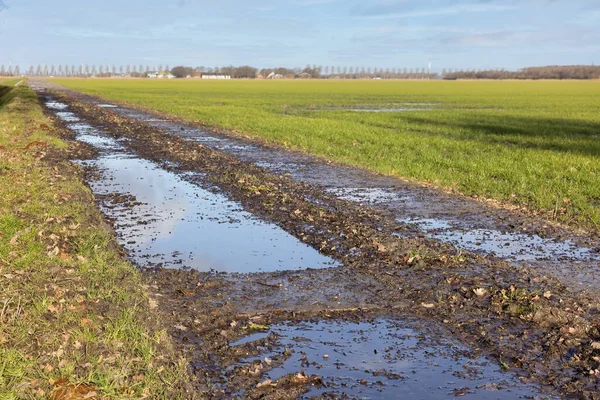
[1,0,599,71]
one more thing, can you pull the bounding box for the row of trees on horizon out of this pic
[1,64,599,80]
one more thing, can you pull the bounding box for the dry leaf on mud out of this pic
[174,324,187,331]
[543,291,552,299]
[256,379,276,388]
[148,298,158,309]
[591,342,600,350]
[473,288,488,297]
[421,303,435,309]
[292,373,309,384]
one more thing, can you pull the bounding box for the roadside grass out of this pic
[0,83,189,399]
[53,79,600,231]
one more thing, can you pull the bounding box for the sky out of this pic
[0,0,599,71]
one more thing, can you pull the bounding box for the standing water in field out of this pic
[46,99,336,273]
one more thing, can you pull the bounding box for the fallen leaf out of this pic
[148,298,158,309]
[292,373,309,384]
[256,379,276,388]
[174,324,187,331]
[473,288,488,297]
[421,303,435,309]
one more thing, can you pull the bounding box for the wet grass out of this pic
[0,83,189,398]
[52,79,600,231]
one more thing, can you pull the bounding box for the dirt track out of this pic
[34,81,600,399]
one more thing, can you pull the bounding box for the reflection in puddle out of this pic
[97,104,118,108]
[400,217,597,262]
[239,319,548,399]
[49,99,337,273]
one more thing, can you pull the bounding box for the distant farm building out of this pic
[201,74,231,80]
[147,71,175,79]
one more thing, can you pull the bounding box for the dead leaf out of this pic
[543,291,552,299]
[80,318,95,328]
[292,373,309,385]
[421,303,435,309]
[257,379,276,388]
[174,324,187,331]
[48,304,58,313]
[148,298,158,309]
[473,288,488,297]
[9,233,20,246]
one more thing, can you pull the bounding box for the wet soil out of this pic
[34,81,600,398]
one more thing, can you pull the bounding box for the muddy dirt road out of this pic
[34,81,600,398]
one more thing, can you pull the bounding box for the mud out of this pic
[34,81,600,398]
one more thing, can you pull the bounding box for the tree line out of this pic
[442,65,600,80]
[2,63,599,80]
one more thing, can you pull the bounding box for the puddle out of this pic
[191,136,222,142]
[236,319,549,399]
[326,187,411,205]
[230,332,270,347]
[97,104,118,108]
[400,217,598,262]
[46,101,68,110]
[349,108,428,112]
[56,111,80,122]
[47,99,338,273]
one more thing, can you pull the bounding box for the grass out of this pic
[0,82,188,398]
[51,79,600,231]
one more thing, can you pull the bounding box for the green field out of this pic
[53,79,600,230]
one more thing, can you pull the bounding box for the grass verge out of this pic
[0,82,190,398]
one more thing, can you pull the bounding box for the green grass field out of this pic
[53,79,600,230]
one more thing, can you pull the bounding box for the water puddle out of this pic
[326,187,411,205]
[48,99,338,273]
[97,104,118,108]
[234,319,549,399]
[56,111,80,122]
[349,108,428,112]
[46,101,68,110]
[399,217,598,262]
